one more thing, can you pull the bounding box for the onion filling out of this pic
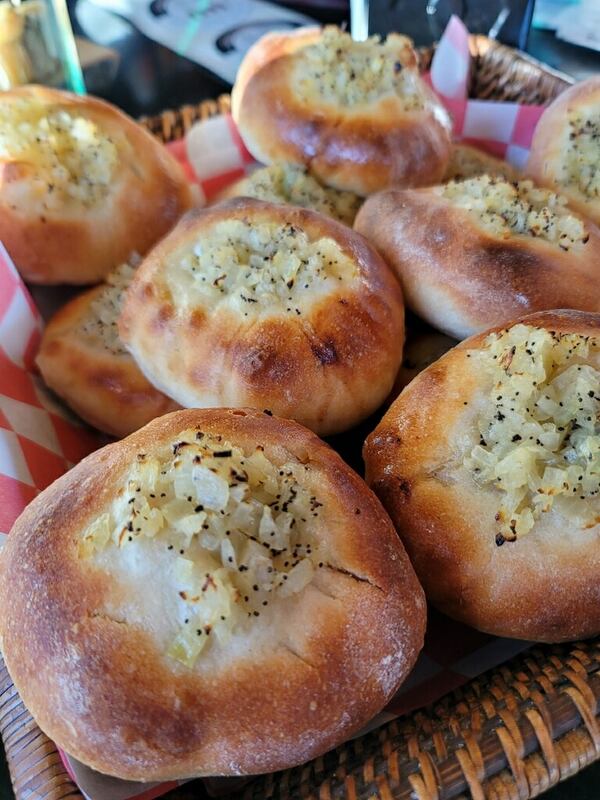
[465,324,600,542]
[442,176,588,250]
[79,431,323,666]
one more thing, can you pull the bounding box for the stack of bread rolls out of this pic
[1,28,599,787]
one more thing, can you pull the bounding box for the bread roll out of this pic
[365,310,600,642]
[233,27,452,196]
[36,263,178,437]
[443,143,518,182]
[528,77,600,226]
[218,162,362,225]
[119,198,405,435]
[0,85,193,284]
[355,175,600,340]
[0,407,426,780]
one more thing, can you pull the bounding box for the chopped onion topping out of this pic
[442,176,588,250]
[229,162,362,226]
[80,431,323,667]
[295,28,423,110]
[561,111,600,202]
[172,218,358,316]
[0,100,118,207]
[465,324,600,542]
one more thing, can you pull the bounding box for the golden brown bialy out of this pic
[0,85,193,284]
[355,175,600,340]
[36,263,178,437]
[233,27,452,196]
[0,407,426,780]
[218,162,362,225]
[365,310,600,642]
[528,77,600,226]
[119,198,405,435]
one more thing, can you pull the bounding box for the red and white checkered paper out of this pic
[0,16,542,800]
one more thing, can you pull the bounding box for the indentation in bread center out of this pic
[81,262,135,355]
[294,28,423,109]
[79,429,324,666]
[173,218,358,315]
[562,111,600,201]
[465,324,600,542]
[231,163,362,225]
[0,100,118,206]
[442,176,588,250]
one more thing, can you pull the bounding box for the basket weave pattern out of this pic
[1,36,596,800]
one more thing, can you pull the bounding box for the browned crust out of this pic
[119,198,405,436]
[231,26,321,121]
[527,77,600,225]
[36,286,179,437]
[0,86,194,285]
[234,42,451,196]
[354,187,600,340]
[0,407,426,780]
[364,309,600,642]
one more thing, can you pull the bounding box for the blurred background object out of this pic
[0,0,84,91]
[66,0,600,114]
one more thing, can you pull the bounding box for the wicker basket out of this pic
[2,35,598,800]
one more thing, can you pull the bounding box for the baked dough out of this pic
[0,85,193,284]
[36,263,178,437]
[365,310,600,642]
[528,77,600,226]
[354,175,600,339]
[218,162,362,225]
[0,407,426,780]
[443,143,518,182]
[119,198,405,435]
[233,27,452,196]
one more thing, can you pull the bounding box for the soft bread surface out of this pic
[230,26,321,120]
[219,162,362,225]
[528,77,600,226]
[233,27,451,195]
[443,144,519,182]
[364,310,600,642]
[36,263,178,437]
[0,408,426,780]
[0,86,193,284]
[119,198,405,435]
[354,176,600,339]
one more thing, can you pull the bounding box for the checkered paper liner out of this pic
[0,15,544,800]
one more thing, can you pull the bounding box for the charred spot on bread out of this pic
[0,98,118,207]
[294,27,422,109]
[227,163,362,225]
[79,431,325,667]
[466,323,600,541]
[442,176,588,250]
